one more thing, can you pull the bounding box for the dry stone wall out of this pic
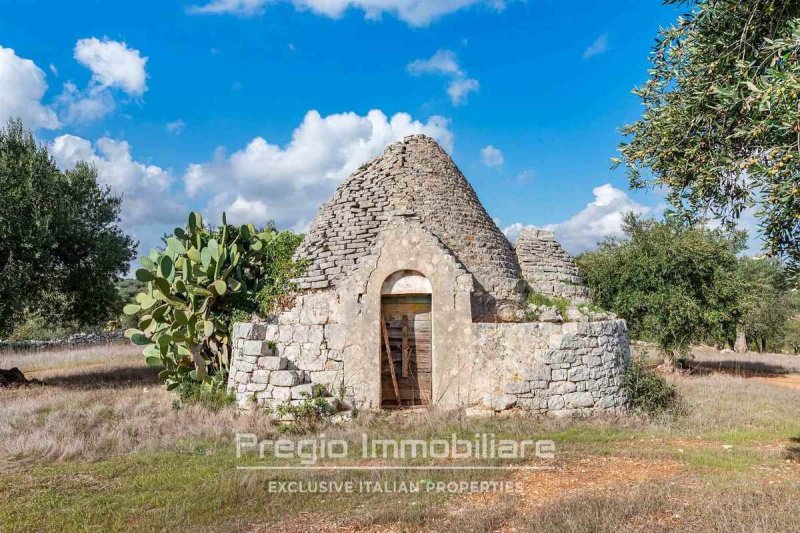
[472,319,630,416]
[515,228,590,303]
[229,311,631,416]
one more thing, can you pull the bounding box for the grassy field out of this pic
[1,344,799,532]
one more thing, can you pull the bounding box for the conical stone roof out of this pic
[293,134,525,314]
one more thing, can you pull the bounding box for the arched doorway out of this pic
[380,270,432,408]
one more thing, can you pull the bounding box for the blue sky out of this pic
[0,0,699,259]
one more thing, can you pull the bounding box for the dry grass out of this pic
[0,343,142,375]
[1,343,800,531]
[0,344,278,464]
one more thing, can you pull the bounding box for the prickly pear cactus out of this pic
[124,212,273,392]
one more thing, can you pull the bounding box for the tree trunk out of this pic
[761,337,767,354]
[733,326,748,353]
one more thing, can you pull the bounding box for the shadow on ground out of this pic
[41,365,159,389]
[682,359,791,377]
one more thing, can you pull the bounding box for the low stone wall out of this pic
[472,319,630,416]
[228,317,344,410]
[229,315,631,415]
[0,331,126,352]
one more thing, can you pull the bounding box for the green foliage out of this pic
[525,292,570,320]
[124,212,283,391]
[0,119,136,337]
[174,372,236,412]
[269,386,337,433]
[576,214,743,359]
[7,311,72,342]
[622,355,681,417]
[735,257,794,351]
[785,314,800,354]
[254,230,306,317]
[617,0,800,279]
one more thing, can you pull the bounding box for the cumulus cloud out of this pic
[183,109,454,229]
[56,38,148,125]
[582,33,609,60]
[502,184,651,253]
[57,81,115,124]
[447,77,479,105]
[408,49,479,105]
[74,38,148,96]
[0,46,59,129]
[480,144,503,168]
[189,0,505,26]
[50,134,182,227]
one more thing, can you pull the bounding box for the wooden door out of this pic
[380,295,432,408]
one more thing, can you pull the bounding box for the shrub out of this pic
[269,387,337,433]
[7,311,73,341]
[622,355,681,416]
[124,212,282,393]
[525,292,570,320]
[174,372,236,412]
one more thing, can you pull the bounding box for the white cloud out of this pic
[0,46,59,129]
[167,119,185,134]
[407,49,463,77]
[57,81,115,124]
[189,0,505,26]
[502,184,651,254]
[56,38,148,125]
[408,49,479,105]
[51,134,182,228]
[582,33,609,60]
[447,77,479,105]
[501,222,529,244]
[183,108,454,229]
[49,64,58,76]
[74,38,148,96]
[480,144,503,168]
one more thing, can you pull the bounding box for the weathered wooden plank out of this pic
[381,312,401,407]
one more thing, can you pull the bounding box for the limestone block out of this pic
[291,383,320,399]
[485,393,517,411]
[234,372,250,384]
[551,369,567,381]
[278,344,300,361]
[547,396,565,410]
[520,363,550,382]
[252,370,271,384]
[257,356,288,370]
[563,391,594,408]
[271,370,303,387]
[264,325,280,342]
[233,322,267,340]
[310,370,342,390]
[246,382,268,392]
[324,324,348,351]
[243,340,273,357]
[272,386,292,401]
[568,367,590,382]
[279,328,294,343]
[548,381,577,395]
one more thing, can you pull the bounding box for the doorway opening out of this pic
[380,271,432,409]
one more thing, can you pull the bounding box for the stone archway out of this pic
[380,270,432,408]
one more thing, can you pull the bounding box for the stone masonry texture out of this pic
[293,134,526,319]
[229,135,630,416]
[514,227,590,303]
